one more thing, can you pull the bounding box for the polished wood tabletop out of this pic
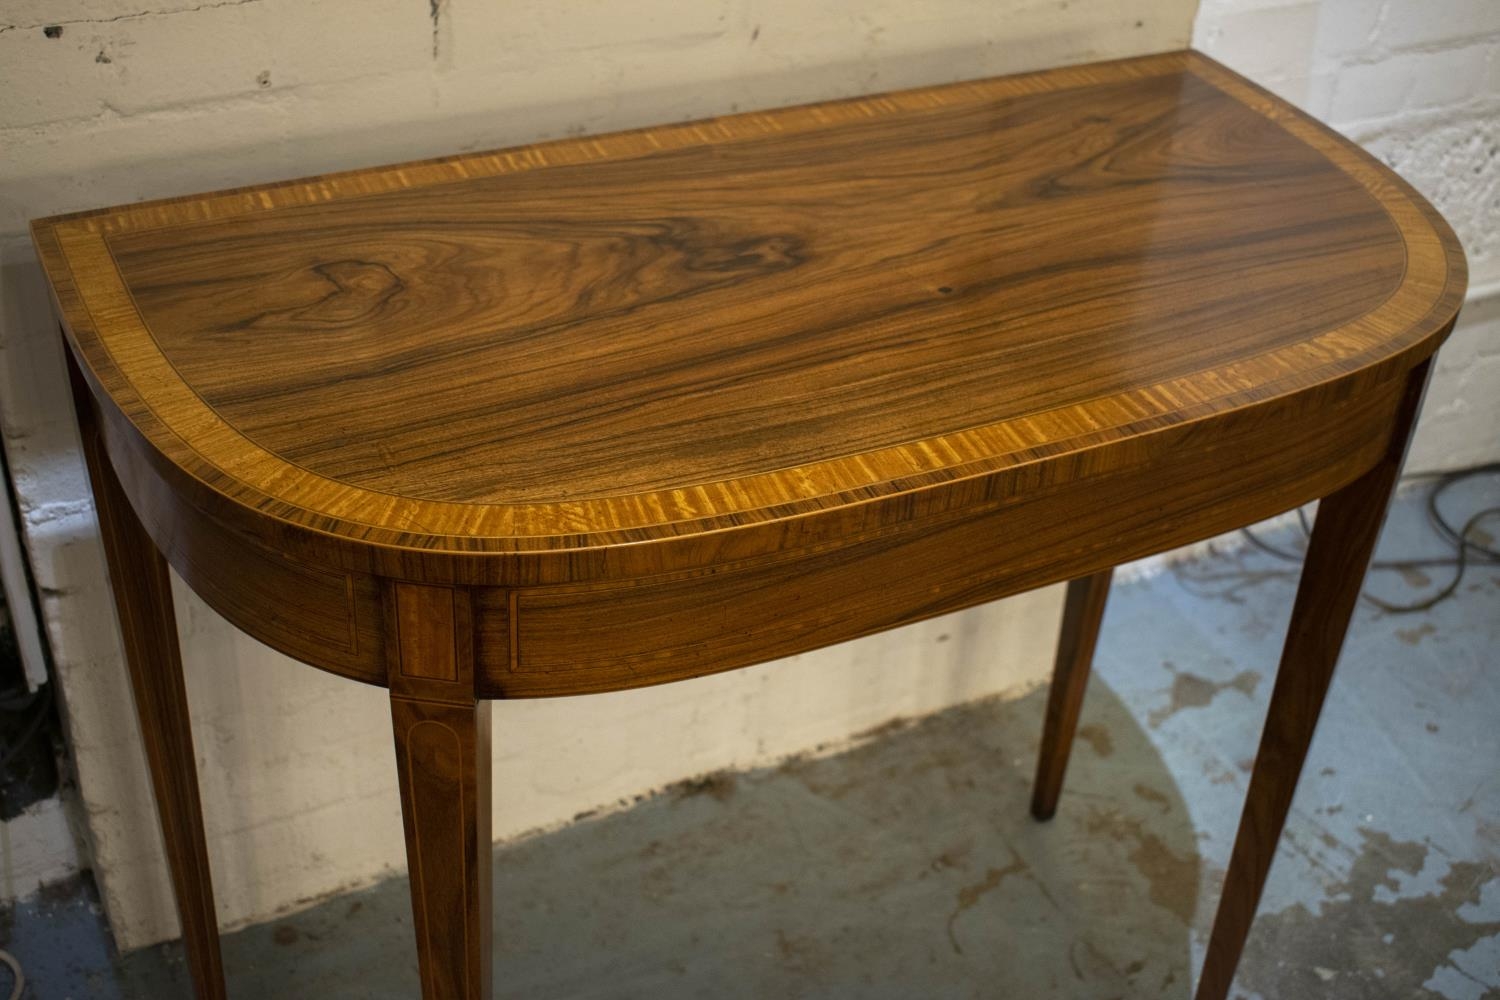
[33,49,1465,1000]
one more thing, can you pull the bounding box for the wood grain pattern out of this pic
[102,73,1400,504]
[32,51,1465,579]
[67,348,227,1000]
[1031,569,1113,821]
[1195,360,1431,1000]
[395,584,459,682]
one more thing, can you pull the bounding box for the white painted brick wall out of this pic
[1195,0,1500,472]
[2,0,1493,953]
[0,0,1196,948]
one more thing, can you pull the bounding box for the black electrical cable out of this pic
[0,947,22,1000]
[1234,462,1500,614]
[1363,505,1500,613]
[1426,462,1500,560]
[1240,524,1306,563]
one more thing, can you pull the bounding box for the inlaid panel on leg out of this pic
[385,582,493,1000]
[391,697,493,1000]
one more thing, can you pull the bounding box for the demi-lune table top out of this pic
[33,50,1463,565]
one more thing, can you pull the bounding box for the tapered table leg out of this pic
[385,582,493,1000]
[1031,568,1113,820]
[67,349,227,1000]
[1195,361,1431,1000]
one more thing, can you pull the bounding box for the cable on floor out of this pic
[1236,461,1500,614]
[0,948,22,1000]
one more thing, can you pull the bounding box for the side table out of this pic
[31,50,1466,1000]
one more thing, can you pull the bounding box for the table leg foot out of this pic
[1031,568,1113,821]
[68,349,226,1000]
[1195,360,1430,1000]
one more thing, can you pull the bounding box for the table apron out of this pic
[97,369,1408,698]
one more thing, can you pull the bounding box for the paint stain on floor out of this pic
[1077,722,1114,757]
[1083,807,1200,926]
[1397,622,1439,646]
[1240,829,1500,999]
[1132,782,1173,813]
[945,853,1030,955]
[1147,663,1261,727]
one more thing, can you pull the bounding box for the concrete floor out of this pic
[3,483,1498,999]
